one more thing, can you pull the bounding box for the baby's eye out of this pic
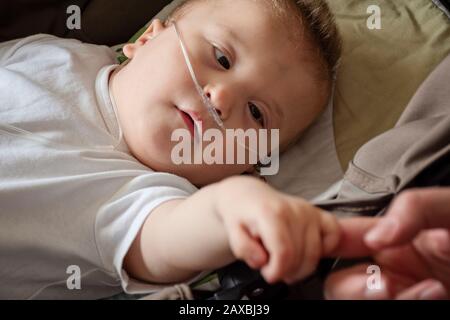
[214,47,231,70]
[248,102,265,127]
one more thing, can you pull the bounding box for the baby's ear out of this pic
[122,19,166,59]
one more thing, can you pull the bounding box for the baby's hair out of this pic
[275,0,342,82]
[167,0,342,83]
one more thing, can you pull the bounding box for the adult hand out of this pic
[324,188,450,300]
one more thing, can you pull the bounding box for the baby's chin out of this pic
[147,161,227,186]
[141,155,246,186]
[125,133,251,186]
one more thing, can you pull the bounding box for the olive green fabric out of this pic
[329,0,450,170]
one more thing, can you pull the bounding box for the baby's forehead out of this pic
[186,0,281,33]
[197,4,310,58]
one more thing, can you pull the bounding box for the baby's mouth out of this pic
[175,106,196,137]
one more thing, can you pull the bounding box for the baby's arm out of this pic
[124,180,234,284]
[124,176,342,285]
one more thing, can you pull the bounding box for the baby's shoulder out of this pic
[2,33,116,68]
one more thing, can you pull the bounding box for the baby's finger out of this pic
[259,219,295,284]
[289,225,321,282]
[228,224,268,269]
[319,212,342,256]
[282,220,305,284]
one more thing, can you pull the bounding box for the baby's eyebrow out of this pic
[215,24,245,49]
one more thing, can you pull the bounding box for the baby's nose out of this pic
[205,92,223,121]
[203,85,233,122]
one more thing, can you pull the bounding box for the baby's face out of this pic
[110,0,327,186]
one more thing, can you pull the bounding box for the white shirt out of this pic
[0,34,204,299]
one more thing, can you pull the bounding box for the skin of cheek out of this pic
[116,48,258,185]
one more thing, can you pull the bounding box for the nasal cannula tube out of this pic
[173,21,274,168]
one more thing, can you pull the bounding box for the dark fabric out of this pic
[0,0,172,46]
[439,0,450,11]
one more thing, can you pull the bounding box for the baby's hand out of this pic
[216,176,341,284]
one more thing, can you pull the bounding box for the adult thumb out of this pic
[365,188,450,250]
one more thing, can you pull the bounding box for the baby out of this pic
[0,0,342,299]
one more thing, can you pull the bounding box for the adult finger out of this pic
[324,263,415,300]
[325,217,379,258]
[365,188,450,250]
[395,279,448,300]
[324,264,391,300]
